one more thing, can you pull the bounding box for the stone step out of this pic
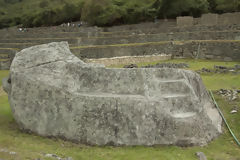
[76,92,199,114]
[77,91,188,99]
[148,80,192,96]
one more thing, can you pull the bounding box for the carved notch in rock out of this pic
[2,42,222,146]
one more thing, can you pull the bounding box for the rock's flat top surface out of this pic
[3,42,222,146]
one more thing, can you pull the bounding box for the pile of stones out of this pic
[123,63,189,69]
[197,65,240,74]
[217,89,240,101]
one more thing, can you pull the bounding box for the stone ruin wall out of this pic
[200,13,218,26]
[74,41,240,63]
[177,12,240,27]
[176,16,194,27]
[0,12,240,69]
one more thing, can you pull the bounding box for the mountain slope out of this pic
[0,0,239,29]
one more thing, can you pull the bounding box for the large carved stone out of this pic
[2,42,222,146]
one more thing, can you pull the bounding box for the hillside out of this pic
[0,0,240,29]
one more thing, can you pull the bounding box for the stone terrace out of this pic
[0,13,240,69]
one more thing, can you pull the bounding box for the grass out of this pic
[0,70,9,86]
[0,59,240,160]
[0,57,9,61]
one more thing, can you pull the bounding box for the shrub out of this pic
[159,0,209,18]
[3,0,22,4]
[81,0,110,25]
[215,0,240,13]
[39,0,49,8]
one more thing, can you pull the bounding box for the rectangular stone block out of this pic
[200,13,218,26]
[177,16,194,27]
[219,12,240,25]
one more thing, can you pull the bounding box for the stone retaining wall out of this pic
[1,39,239,70]
[72,41,240,61]
[177,16,194,27]
[201,13,218,26]
[1,12,240,70]
[177,12,240,27]
[219,12,240,25]
[1,30,240,49]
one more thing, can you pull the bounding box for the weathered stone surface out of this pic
[196,152,207,160]
[200,13,218,26]
[3,42,222,146]
[218,12,240,25]
[177,16,194,27]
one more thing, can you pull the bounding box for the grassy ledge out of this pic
[70,40,240,49]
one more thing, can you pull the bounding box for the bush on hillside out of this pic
[159,0,209,18]
[81,0,209,26]
[81,0,121,26]
[21,2,84,27]
[3,0,22,4]
[39,0,49,8]
[120,0,155,23]
[215,0,240,13]
[81,0,161,26]
[1,0,240,28]
[0,17,12,28]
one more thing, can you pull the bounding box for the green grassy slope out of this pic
[0,59,240,159]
